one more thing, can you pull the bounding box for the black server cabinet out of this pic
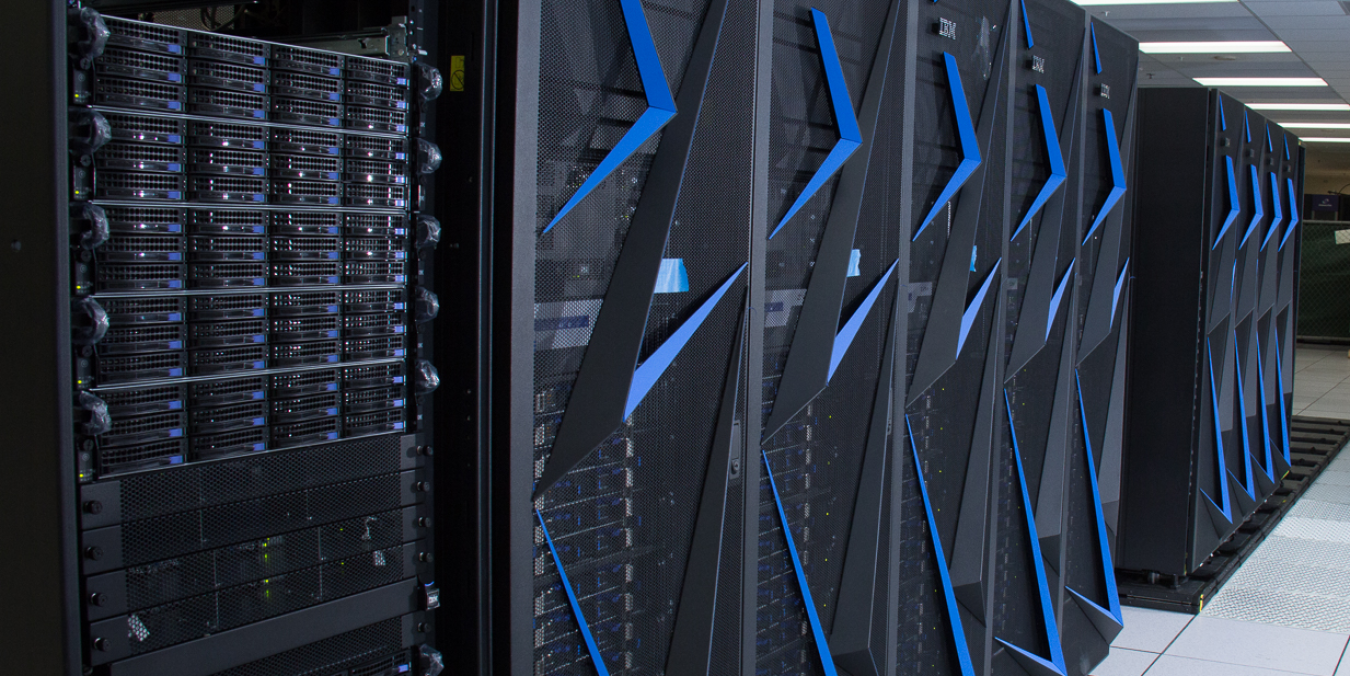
[1121,89,1303,580]
[0,4,446,675]
[482,1,1136,675]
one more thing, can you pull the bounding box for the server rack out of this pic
[1121,89,1304,581]
[0,3,445,675]
[476,0,1135,674]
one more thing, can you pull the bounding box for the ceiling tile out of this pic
[1263,16,1350,29]
[1089,4,1255,20]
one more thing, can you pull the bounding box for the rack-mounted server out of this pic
[0,4,445,675]
[1121,89,1303,583]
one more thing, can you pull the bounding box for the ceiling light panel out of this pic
[1301,137,1350,142]
[1281,123,1350,129]
[1073,0,1236,5]
[1141,41,1290,53]
[1193,77,1328,86]
[1248,103,1350,111]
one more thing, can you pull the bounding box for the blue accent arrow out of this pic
[1073,373,1125,627]
[1266,125,1274,153]
[543,0,677,234]
[1046,260,1075,340]
[1219,99,1227,131]
[1233,331,1257,499]
[1263,172,1284,251]
[999,393,1069,676]
[763,451,838,676]
[1021,0,1035,48]
[1255,333,1275,481]
[958,259,1001,357]
[1240,165,1264,248]
[537,509,611,676]
[1084,109,1125,244]
[1274,331,1291,463]
[1014,85,1067,240]
[1203,339,1234,522]
[916,53,982,241]
[1285,136,1291,160]
[625,263,747,418]
[905,417,977,676]
[1281,178,1300,250]
[1213,157,1240,249]
[829,259,898,380]
[1110,259,1129,329]
[1090,22,1102,74]
[1244,110,1251,144]
[770,9,862,239]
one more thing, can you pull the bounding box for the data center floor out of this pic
[1093,343,1350,675]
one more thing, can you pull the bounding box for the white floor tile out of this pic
[1145,655,1318,676]
[1165,616,1348,675]
[1112,607,1193,653]
[1091,648,1158,676]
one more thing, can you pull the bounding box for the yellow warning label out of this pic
[450,55,466,92]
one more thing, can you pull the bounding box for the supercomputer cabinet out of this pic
[1121,89,1304,580]
[0,3,446,675]
[480,1,1136,675]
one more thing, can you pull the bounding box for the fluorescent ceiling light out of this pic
[1281,123,1350,130]
[1302,137,1350,143]
[1141,41,1289,54]
[1249,103,1350,111]
[1073,0,1235,5]
[1194,77,1327,87]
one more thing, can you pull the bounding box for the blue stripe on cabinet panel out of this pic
[1073,373,1125,626]
[1240,165,1264,248]
[1204,339,1234,522]
[762,451,838,676]
[770,9,862,239]
[537,510,610,676]
[1110,259,1129,329]
[1244,110,1251,143]
[905,417,977,676]
[958,259,1002,357]
[1233,330,1257,499]
[1255,332,1276,481]
[1274,331,1292,464]
[1219,99,1227,131]
[1263,172,1284,251]
[998,393,1069,676]
[1091,22,1102,74]
[1266,125,1274,153]
[1281,178,1300,250]
[1014,85,1067,240]
[1213,157,1240,249]
[543,0,676,234]
[829,259,898,381]
[916,52,982,240]
[1046,260,1075,340]
[1021,0,1035,48]
[1084,109,1126,243]
[654,258,690,294]
[625,263,746,419]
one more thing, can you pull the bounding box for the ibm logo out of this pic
[1032,56,1046,73]
[938,18,957,40]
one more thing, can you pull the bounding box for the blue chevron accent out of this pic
[1274,331,1291,463]
[829,259,898,380]
[1091,22,1102,74]
[1240,165,1264,248]
[1219,99,1227,131]
[1073,373,1125,626]
[1204,339,1234,522]
[1285,136,1291,160]
[1266,125,1274,152]
[770,9,862,239]
[1084,109,1126,244]
[1244,110,1251,143]
[916,52,982,240]
[1014,85,1067,240]
[1021,0,1035,48]
[1281,177,1300,250]
[625,263,746,418]
[1046,260,1075,340]
[1110,259,1129,329]
[542,0,676,234]
[763,451,838,676]
[1263,172,1284,251]
[537,509,611,676]
[1255,332,1275,481]
[1233,331,1257,499]
[999,392,1069,676]
[958,259,1001,357]
[905,417,977,676]
[1213,157,1240,249]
